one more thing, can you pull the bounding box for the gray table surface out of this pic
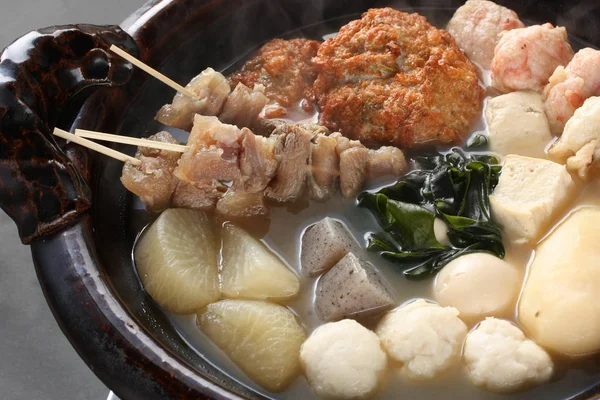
[0,1,146,399]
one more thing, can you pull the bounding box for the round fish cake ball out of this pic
[447,0,523,69]
[434,253,521,321]
[375,299,467,380]
[463,318,553,393]
[300,319,388,399]
[544,48,600,134]
[491,23,574,93]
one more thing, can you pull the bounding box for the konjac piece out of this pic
[155,68,230,130]
[315,252,395,322]
[121,131,181,212]
[300,217,360,277]
[446,0,523,69]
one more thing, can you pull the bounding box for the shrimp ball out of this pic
[375,299,467,380]
[491,23,574,93]
[447,0,523,69]
[463,318,553,393]
[300,319,388,399]
[434,253,522,321]
[544,48,600,134]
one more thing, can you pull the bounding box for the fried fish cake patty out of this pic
[229,38,320,109]
[313,8,483,149]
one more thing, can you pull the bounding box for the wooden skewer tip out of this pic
[109,45,198,99]
[74,129,188,153]
[53,128,141,166]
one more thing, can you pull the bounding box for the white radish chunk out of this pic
[134,209,220,313]
[198,299,306,392]
[221,223,300,301]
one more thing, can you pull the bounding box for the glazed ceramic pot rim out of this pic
[28,1,249,399]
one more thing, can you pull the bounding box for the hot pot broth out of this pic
[122,5,600,400]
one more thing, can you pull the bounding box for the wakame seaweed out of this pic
[358,148,504,280]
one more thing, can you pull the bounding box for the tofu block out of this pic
[315,252,395,322]
[485,91,552,159]
[490,155,575,243]
[300,218,360,277]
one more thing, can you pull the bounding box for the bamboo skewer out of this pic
[53,128,142,166]
[109,45,198,99]
[75,129,188,153]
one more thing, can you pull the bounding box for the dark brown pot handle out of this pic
[0,24,137,244]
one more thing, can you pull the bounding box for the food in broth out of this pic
[221,223,299,301]
[434,253,521,322]
[198,299,306,392]
[300,319,388,399]
[134,208,220,313]
[375,299,467,380]
[118,1,600,398]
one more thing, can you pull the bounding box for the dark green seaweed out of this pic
[358,148,504,280]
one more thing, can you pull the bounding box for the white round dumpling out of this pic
[434,253,522,321]
[463,318,553,393]
[375,299,467,380]
[300,319,387,399]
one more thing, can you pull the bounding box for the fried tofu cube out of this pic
[485,91,552,159]
[490,155,575,243]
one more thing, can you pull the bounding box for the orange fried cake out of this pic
[313,8,483,149]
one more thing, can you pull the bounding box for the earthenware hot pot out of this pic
[1,0,599,399]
